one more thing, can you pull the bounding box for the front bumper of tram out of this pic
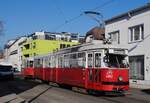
[90,68,129,93]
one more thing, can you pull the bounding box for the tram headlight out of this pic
[118,76,123,81]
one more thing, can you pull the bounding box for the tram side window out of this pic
[44,57,47,67]
[70,53,78,68]
[51,56,56,68]
[48,56,51,67]
[88,54,93,68]
[50,57,53,68]
[37,59,41,67]
[27,61,33,67]
[40,59,43,67]
[95,53,101,67]
[27,61,29,67]
[35,59,43,68]
[58,56,63,68]
[44,57,49,67]
[64,55,69,68]
[23,60,26,68]
[33,59,37,68]
[23,60,27,68]
[78,52,86,68]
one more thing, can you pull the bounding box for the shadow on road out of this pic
[92,92,126,97]
[141,89,150,94]
[0,77,40,97]
[56,84,126,97]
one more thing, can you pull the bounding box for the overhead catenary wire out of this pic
[53,0,116,31]
[53,13,83,31]
[91,0,115,11]
[51,0,67,23]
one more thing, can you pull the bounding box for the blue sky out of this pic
[0,0,149,48]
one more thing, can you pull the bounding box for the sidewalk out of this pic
[130,83,150,89]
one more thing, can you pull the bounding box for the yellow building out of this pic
[21,32,80,58]
[22,39,79,58]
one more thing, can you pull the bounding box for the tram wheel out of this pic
[87,90,105,96]
[42,80,49,84]
[87,90,95,95]
[105,91,125,97]
[24,76,29,80]
[58,84,72,89]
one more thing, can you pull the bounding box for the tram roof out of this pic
[34,41,128,58]
[79,43,128,51]
[57,40,128,52]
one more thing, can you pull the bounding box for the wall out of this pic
[5,37,26,71]
[105,10,150,85]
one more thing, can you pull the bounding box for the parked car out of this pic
[0,63,14,80]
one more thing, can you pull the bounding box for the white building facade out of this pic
[4,37,27,71]
[105,4,150,88]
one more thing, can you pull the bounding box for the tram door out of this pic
[86,52,101,89]
[86,53,94,88]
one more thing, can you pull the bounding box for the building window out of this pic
[71,35,78,40]
[129,24,144,43]
[24,54,29,57]
[32,35,37,40]
[24,44,30,49]
[45,34,56,40]
[33,53,36,56]
[109,31,120,44]
[60,44,66,49]
[67,44,70,47]
[37,35,45,40]
[129,55,144,80]
[10,50,18,55]
[33,42,36,49]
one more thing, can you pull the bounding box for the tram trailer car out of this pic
[22,58,34,79]
[22,42,129,93]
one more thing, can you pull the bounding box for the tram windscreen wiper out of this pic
[116,56,120,68]
[106,54,128,68]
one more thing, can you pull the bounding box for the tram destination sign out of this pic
[108,49,126,55]
[114,49,126,55]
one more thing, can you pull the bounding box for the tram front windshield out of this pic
[104,54,128,68]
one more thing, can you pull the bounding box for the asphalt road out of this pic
[1,78,150,103]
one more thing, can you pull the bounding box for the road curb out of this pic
[0,93,26,103]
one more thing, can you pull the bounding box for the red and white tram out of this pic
[22,42,129,93]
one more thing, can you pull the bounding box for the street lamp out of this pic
[83,11,104,28]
